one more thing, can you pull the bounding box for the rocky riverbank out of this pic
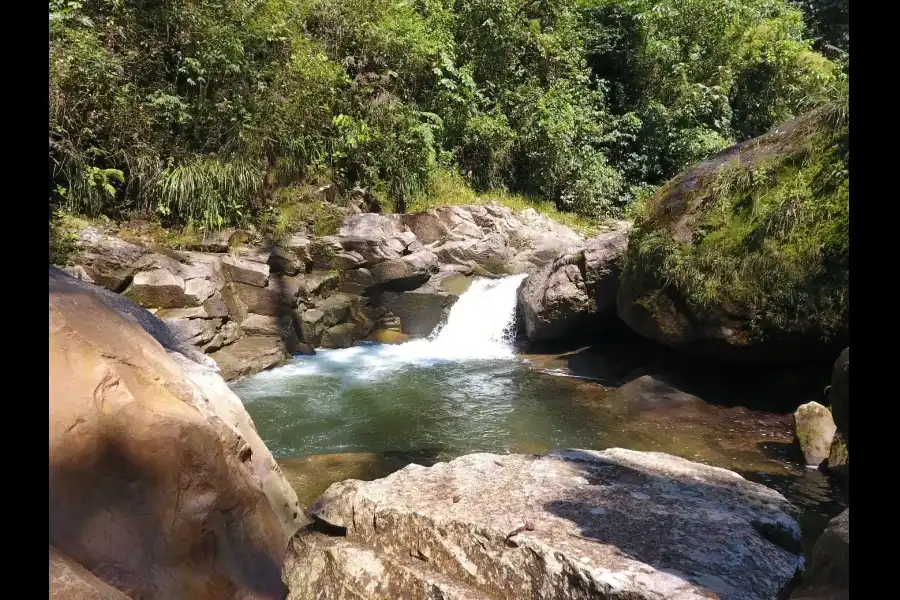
[56,202,586,380]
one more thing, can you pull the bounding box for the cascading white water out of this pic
[245,274,528,387]
[424,274,528,359]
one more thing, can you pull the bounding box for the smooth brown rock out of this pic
[295,449,802,600]
[50,282,303,600]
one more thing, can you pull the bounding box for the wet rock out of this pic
[210,335,289,380]
[50,279,302,600]
[368,329,410,345]
[793,402,837,467]
[315,293,358,326]
[790,509,848,600]
[220,254,270,287]
[380,288,456,337]
[293,449,802,600]
[829,348,849,447]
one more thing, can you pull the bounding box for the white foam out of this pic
[240,274,528,387]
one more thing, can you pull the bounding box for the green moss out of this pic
[258,186,343,240]
[623,100,848,341]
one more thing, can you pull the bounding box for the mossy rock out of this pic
[618,101,849,363]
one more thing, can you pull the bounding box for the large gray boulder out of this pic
[209,335,289,381]
[379,269,472,336]
[286,449,803,600]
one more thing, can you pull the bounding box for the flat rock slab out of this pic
[300,449,803,600]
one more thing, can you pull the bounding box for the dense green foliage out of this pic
[623,86,848,341]
[49,0,841,232]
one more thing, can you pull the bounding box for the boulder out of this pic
[202,320,242,353]
[434,232,511,271]
[517,255,592,342]
[370,250,438,289]
[50,278,303,600]
[380,289,456,336]
[337,268,376,294]
[296,308,327,347]
[368,329,410,345]
[267,246,304,276]
[220,254,270,287]
[290,449,802,600]
[320,323,357,349]
[123,268,194,308]
[616,107,848,363]
[50,546,131,600]
[282,233,314,264]
[163,316,222,346]
[582,221,631,310]
[829,348,849,447]
[222,280,292,318]
[70,227,147,291]
[790,509,848,600]
[210,335,290,380]
[793,402,837,467]
[295,271,340,303]
[315,293,358,327]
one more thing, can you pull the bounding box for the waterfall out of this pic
[424,274,528,360]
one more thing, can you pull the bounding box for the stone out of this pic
[123,268,193,308]
[827,433,848,470]
[50,280,303,600]
[790,510,848,600]
[163,317,222,346]
[220,254,270,287]
[222,281,290,318]
[829,348,849,447]
[210,335,290,381]
[50,546,131,600]
[202,320,242,353]
[320,323,357,349]
[282,233,314,264]
[517,256,592,342]
[297,308,327,347]
[296,271,340,302]
[202,292,230,317]
[338,268,376,294]
[381,288,457,336]
[240,313,294,337]
[184,277,217,305]
[793,401,837,467]
[71,227,147,291]
[267,246,304,276]
[582,221,631,311]
[370,250,439,289]
[293,449,802,600]
[434,232,511,271]
[155,306,208,320]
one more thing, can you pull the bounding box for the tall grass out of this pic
[156,157,263,231]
